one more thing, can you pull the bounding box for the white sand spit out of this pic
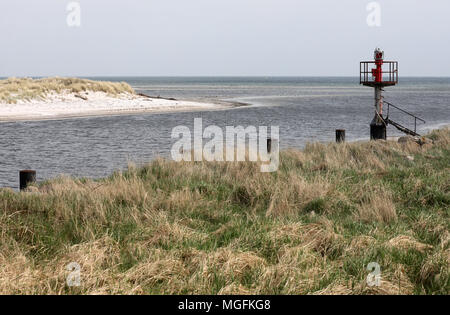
[0,91,227,121]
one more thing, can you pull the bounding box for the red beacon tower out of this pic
[360,48,398,140]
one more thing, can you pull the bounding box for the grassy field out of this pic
[0,129,448,295]
[0,77,135,104]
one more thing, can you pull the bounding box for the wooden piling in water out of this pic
[19,170,36,191]
[336,129,346,143]
[267,138,272,153]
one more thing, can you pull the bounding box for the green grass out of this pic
[0,129,448,295]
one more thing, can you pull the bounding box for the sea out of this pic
[0,77,449,189]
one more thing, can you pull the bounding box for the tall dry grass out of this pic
[0,128,448,294]
[0,77,135,104]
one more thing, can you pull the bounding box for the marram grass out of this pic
[0,77,135,104]
[0,129,448,295]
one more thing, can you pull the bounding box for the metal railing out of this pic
[360,61,398,84]
[384,100,425,134]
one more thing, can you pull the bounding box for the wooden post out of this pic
[19,170,36,191]
[267,138,272,153]
[336,129,346,143]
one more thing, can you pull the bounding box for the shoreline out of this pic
[0,91,247,123]
[1,126,447,190]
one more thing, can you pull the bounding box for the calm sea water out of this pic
[0,77,449,189]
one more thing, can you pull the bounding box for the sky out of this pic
[1,0,449,77]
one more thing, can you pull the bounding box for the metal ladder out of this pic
[383,100,426,136]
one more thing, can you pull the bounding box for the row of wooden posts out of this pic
[17,131,345,191]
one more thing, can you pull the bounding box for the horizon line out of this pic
[1,75,450,79]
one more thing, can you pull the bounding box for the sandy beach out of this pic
[0,91,235,122]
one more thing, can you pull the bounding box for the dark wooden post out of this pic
[19,170,36,191]
[336,129,346,143]
[267,138,272,153]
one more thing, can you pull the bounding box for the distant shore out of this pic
[0,77,245,122]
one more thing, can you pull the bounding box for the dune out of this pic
[0,77,230,121]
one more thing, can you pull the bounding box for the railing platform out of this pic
[360,61,398,86]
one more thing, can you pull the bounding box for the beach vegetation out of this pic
[0,128,448,294]
[0,77,135,104]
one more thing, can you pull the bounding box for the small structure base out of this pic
[370,121,386,140]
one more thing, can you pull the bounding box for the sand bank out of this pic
[0,91,237,122]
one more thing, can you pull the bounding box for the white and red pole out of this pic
[370,48,387,139]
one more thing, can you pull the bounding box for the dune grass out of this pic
[0,129,448,295]
[0,77,135,104]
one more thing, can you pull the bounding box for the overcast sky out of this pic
[1,0,449,77]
